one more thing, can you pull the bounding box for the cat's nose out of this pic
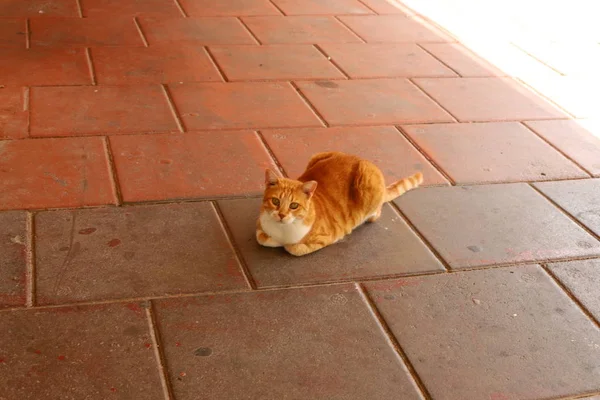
[278,213,285,220]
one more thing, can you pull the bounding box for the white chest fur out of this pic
[259,213,311,245]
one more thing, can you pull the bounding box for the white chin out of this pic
[281,218,294,225]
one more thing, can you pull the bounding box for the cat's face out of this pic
[261,169,317,225]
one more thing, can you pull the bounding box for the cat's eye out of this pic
[289,202,299,209]
[271,198,280,206]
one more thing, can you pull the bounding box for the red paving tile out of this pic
[271,0,373,15]
[80,0,183,17]
[395,183,600,268]
[413,77,568,122]
[242,16,363,44]
[320,43,457,78]
[30,17,144,47]
[209,45,345,81]
[35,203,247,304]
[419,43,504,77]
[402,122,587,183]
[0,303,164,399]
[548,259,600,322]
[338,15,452,43]
[92,45,222,85]
[261,125,448,184]
[218,199,444,287]
[0,18,27,48]
[366,266,600,400]
[178,0,281,17]
[0,0,79,17]
[30,85,178,136]
[0,212,27,308]
[0,86,28,139]
[168,82,322,130]
[0,137,116,210]
[0,48,91,86]
[138,17,257,45]
[359,0,414,14]
[296,79,453,125]
[153,286,424,400]
[534,178,600,237]
[109,131,279,201]
[524,119,600,177]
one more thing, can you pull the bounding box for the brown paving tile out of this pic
[217,198,444,287]
[209,45,344,81]
[534,179,600,237]
[524,119,600,177]
[139,17,257,45]
[242,16,362,44]
[0,18,27,48]
[35,203,246,305]
[30,85,178,136]
[0,48,91,86]
[0,86,28,139]
[365,265,600,400]
[272,0,373,15]
[110,131,278,201]
[0,212,27,308]
[0,137,115,210]
[262,126,448,184]
[548,259,600,322]
[359,0,414,14]
[320,43,456,78]
[153,285,423,400]
[413,77,567,122]
[296,79,453,125]
[80,0,183,17]
[395,183,600,268]
[179,0,280,16]
[0,0,79,16]
[402,122,587,183]
[168,82,322,130]
[419,43,504,77]
[30,17,144,47]
[92,46,222,85]
[338,15,452,43]
[0,303,164,399]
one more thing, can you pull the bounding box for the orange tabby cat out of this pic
[256,151,423,256]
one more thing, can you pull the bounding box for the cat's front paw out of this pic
[284,243,311,256]
[256,230,282,247]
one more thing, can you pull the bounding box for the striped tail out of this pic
[384,172,424,202]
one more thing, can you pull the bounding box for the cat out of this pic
[256,151,423,256]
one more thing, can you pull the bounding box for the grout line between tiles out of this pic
[388,201,451,271]
[355,0,378,14]
[356,283,433,400]
[25,212,35,307]
[529,183,600,242]
[394,125,455,185]
[23,87,31,137]
[266,0,286,15]
[237,17,262,45]
[520,121,594,177]
[103,136,124,206]
[160,84,185,132]
[407,78,459,122]
[541,265,600,329]
[173,0,188,17]
[133,17,149,47]
[416,43,461,77]
[210,201,258,290]
[255,130,288,177]
[75,0,84,17]
[145,303,175,400]
[290,81,329,127]
[25,19,31,49]
[204,47,229,82]
[313,44,351,80]
[333,16,367,43]
[84,48,97,85]
[510,42,565,76]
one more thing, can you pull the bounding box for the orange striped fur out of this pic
[256,152,423,256]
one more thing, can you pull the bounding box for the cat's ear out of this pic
[302,181,318,199]
[265,169,279,187]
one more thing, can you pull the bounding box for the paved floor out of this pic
[1,0,600,399]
